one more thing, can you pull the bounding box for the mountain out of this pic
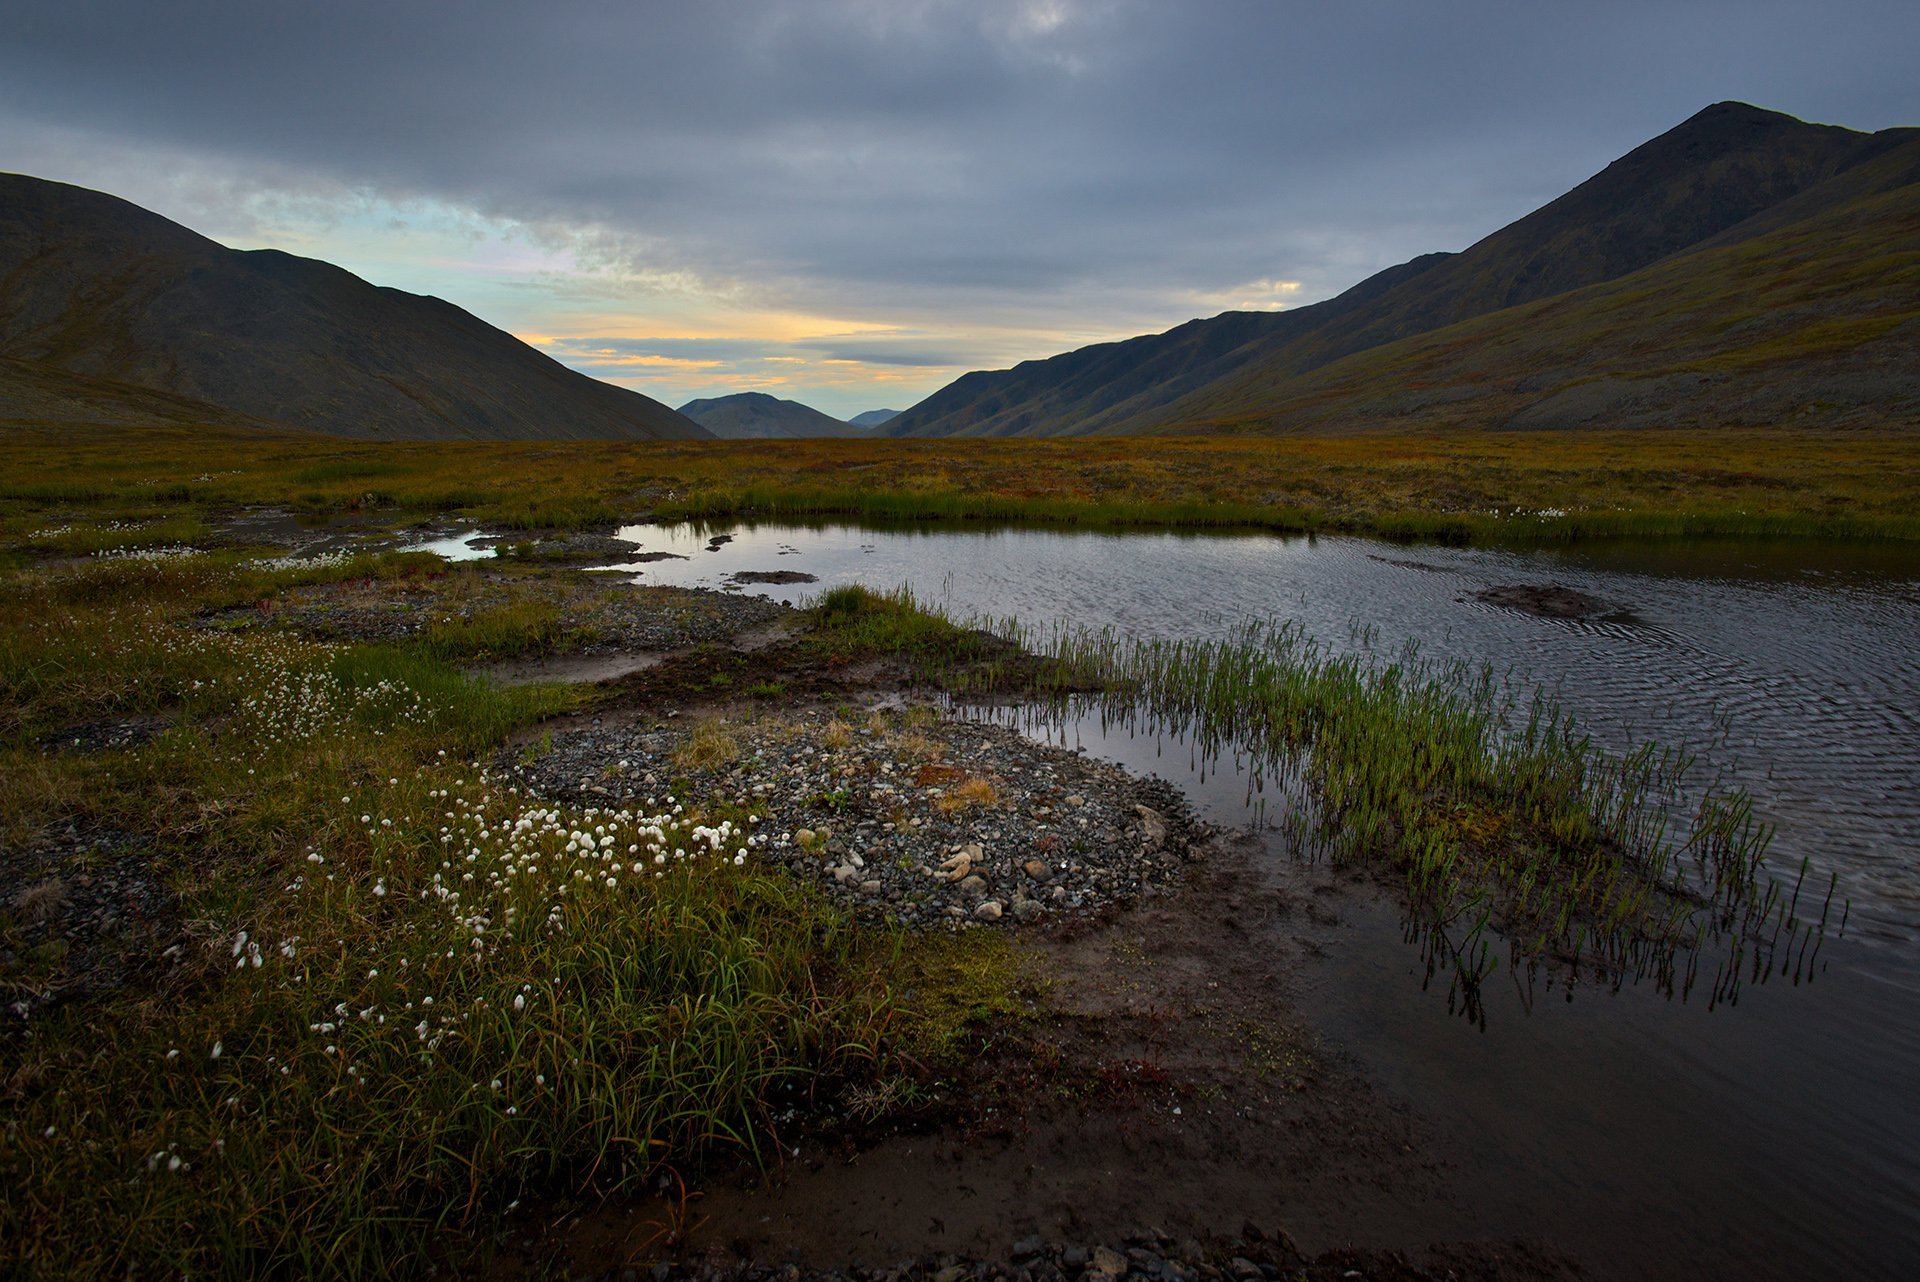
[1145,148,1920,435]
[676,392,863,438]
[884,103,1919,438]
[847,408,901,429]
[0,174,707,440]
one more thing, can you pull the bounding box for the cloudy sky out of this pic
[5,1,1916,419]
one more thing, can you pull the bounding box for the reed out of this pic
[990,614,1827,1016]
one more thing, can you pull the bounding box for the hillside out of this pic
[848,408,901,429]
[0,174,708,440]
[1142,153,1920,435]
[677,392,863,438]
[885,103,1918,438]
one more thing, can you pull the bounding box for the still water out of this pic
[598,519,1920,1279]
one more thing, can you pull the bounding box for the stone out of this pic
[957,875,986,894]
[1089,1245,1129,1278]
[973,900,1003,922]
[1022,858,1049,878]
[1011,899,1043,922]
[1135,805,1168,850]
[861,880,884,894]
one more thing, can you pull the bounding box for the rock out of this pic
[957,875,986,894]
[1089,1245,1129,1278]
[973,900,1003,922]
[1022,858,1049,878]
[1011,900,1043,922]
[1011,1235,1045,1261]
[861,880,884,894]
[1135,805,1167,850]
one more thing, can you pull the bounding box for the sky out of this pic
[4,1,1917,421]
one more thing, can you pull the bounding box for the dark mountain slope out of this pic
[882,252,1447,438]
[0,355,289,432]
[1139,155,1920,436]
[0,174,708,440]
[888,103,1911,439]
[676,392,862,438]
[847,408,900,429]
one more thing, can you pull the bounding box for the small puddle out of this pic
[475,652,664,686]
[399,529,503,561]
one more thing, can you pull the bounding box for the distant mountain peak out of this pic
[676,391,862,439]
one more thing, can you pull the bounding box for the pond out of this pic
[593,518,1920,1278]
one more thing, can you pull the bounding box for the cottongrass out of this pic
[0,562,898,1278]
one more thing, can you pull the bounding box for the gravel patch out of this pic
[500,703,1202,929]
[1,820,175,1030]
[35,714,173,755]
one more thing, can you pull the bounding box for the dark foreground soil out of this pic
[490,827,1578,1281]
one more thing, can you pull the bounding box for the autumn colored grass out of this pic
[2,422,1916,546]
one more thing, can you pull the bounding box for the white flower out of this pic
[211,1041,224,1059]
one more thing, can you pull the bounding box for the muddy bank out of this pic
[200,573,788,652]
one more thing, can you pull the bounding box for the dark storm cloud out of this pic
[4,1,1918,347]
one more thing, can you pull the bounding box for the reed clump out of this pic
[996,615,1832,1012]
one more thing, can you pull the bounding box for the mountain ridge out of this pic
[885,102,1917,439]
[0,174,709,440]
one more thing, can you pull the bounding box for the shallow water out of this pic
[1005,705,1920,1279]
[596,518,1920,1279]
